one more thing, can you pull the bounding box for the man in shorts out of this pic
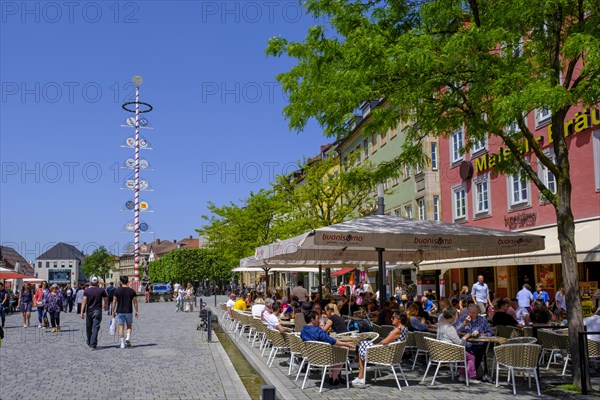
[112,276,139,349]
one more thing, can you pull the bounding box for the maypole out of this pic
[122,75,153,291]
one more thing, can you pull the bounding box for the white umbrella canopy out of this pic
[255,215,545,264]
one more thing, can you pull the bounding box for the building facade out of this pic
[34,243,86,286]
[436,105,600,298]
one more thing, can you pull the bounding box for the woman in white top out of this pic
[185,283,194,312]
[436,308,477,382]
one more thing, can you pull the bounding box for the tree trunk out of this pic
[553,109,585,388]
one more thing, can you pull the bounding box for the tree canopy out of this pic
[147,248,230,284]
[266,0,599,387]
[81,246,114,282]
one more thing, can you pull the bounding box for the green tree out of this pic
[81,246,114,284]
[148,248,228,284]
[267,0,599,387]
[275,153,378,230]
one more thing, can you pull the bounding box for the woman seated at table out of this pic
[351,311,409,387]
[407,303,435,332]
[437,308,477,383]
[322,304,347,334]
[529,300,555,324]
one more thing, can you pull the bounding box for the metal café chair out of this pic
[300,341,350,393]
[494,343,542,396]
[421,337,470,386]
[412,331,436,370]
[364,341,409,390]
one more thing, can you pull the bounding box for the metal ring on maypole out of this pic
[122,101,153,113]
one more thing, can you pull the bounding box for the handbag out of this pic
[42,315,49,328]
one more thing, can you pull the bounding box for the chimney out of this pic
[157,239,161,245]
[189,235,192,239]
[173,240,177,244]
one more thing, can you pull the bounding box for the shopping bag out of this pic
[109,317,116,336]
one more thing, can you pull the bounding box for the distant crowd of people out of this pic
[0,276,139,350]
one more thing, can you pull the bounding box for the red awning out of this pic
[0,271,34,279]
[330,267,356,277]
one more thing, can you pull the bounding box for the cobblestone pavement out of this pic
[207,295,600,400]
[0,298,250,400]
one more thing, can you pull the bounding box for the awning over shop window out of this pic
[330,267,356,277]
[419,218,600,271]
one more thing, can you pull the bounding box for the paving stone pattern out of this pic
[0,298,250,400]
[209,295,600,400]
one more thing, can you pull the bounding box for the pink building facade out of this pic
[437,105,600,299]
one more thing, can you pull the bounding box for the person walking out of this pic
[0,282,8,328]
[80,276,107,349]
[185,283,194,312]
[144,282,151,304]
[45,284,63,332]
[17,282,34,328]
[112,276,139,349]
[33,281,49,328]
[75,284,85,314]
[471,275,492,315]
[65,285,74,313]
[106,282,116,315]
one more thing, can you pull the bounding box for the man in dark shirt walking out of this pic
[80,276,108,349]
[112,276,139,349]
[106,282,116,315]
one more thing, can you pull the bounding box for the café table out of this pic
[529,323,568,338]
[279,319,296,330]
[332,332,376,345]
[467,336,507,382]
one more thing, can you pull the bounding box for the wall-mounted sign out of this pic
[504,211,537,230]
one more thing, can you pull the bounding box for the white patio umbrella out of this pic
[255,215,545,305]
[235,256,376,298]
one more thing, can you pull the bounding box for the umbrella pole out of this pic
[318,265,323,300]
[263,268,270,298]
[377,248,386,311]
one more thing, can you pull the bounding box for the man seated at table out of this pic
[492,299,520,327]
[510,298,531,326]
[456,304,492,377]
[262,300,289,333]
[251,297,265,318]
[233,295,248,311]
[300,310,355,386]
[583,308,600,343]
[226,293,236,320]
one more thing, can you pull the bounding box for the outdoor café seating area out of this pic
[217,302,600,397]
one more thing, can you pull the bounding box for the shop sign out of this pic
[504,211,537,230]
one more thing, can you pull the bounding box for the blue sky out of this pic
[0,1,329,260]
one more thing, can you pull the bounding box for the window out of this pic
[393,208,402,217]
[390,125,397,139]
[536,108,552,127]
[46,261,49,268]
[510,170,529,205]
[37,262,41,269]
[53,262,57,267]
[451,128,464,163]
[418,198,426,220]
[392,175,399,186]
[404,204,413,218]
[539,152,557,199]
[474,174,491,216]
[430,142,438,170]
[363,139,369,160]
[403,164,411,180]
[593,130,600,192]
[383,179,389,190]
[452,185,467,221]
[61,262,65,268]
[371,134,378,153]
[471,134,487,154]
[433,196,440,221]
[380,131,387,147]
